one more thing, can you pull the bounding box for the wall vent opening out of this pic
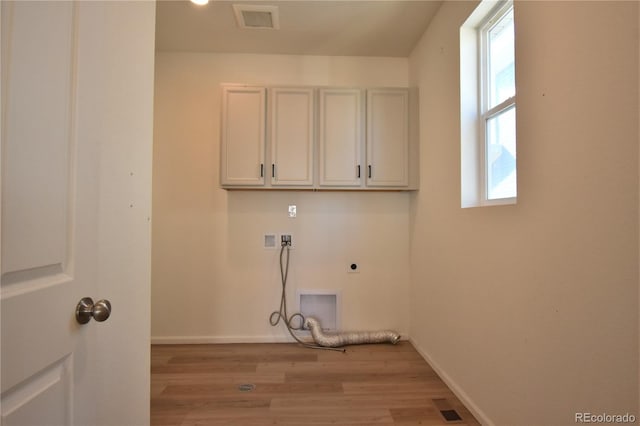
[264,234,277,249]
[297,290,340,332]
[233,5,280,30]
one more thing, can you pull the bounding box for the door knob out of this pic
[75,297,112,324]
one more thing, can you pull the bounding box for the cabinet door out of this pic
[270,88,314,186]
[318,89,363,187]
[366,89,409,187]
[220,86,266,186]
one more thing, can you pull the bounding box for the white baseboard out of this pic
[409,337,493,426]
[151,335,296,344]
[151,332,409,345]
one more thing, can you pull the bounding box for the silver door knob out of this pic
[75,297,112,324]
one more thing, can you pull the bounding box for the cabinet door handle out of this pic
[272,164,275,178]
[357,165,361,178]
[260,163,264,177]
[368,165,372,179]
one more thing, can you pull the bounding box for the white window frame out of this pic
[479,1,516,205]
[460,0,516,208]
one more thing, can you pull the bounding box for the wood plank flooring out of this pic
[151,342,480,426]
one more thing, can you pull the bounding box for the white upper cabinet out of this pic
[220,85,416,190]
[270,88,314,186]
[220,86,266,186]
[318,88,364,187]
[319,88,409,189]
[366,89,409,187]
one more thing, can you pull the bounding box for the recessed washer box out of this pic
[297,290,340,332]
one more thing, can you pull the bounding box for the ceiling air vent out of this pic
[233,5,280,30]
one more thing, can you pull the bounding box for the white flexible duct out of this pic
[304,317,401,348]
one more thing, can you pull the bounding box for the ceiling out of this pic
[155,0,443,57]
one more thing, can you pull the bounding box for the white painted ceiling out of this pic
[155,1,443,57]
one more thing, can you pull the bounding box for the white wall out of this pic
[409,1,639,425]
[152,53,411,342]
[153,3,640,422]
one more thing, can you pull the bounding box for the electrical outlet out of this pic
[288,205,297,218]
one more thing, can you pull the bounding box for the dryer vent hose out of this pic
[304,316,401,348]
[270,244,400,351]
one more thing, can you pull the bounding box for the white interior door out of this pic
[1,2,155,425]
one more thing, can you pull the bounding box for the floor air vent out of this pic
[432,398,463,422]
[238,383,255,392]
[440,409,463,422]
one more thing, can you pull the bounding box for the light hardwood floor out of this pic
[151,342,480,425]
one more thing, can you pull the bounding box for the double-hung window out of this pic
[460,0,516,207]
[480,2,516,201]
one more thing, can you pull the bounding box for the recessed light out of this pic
[191,0,209,5]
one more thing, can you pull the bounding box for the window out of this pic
[481,3,516,200]
[460,1,516,207]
